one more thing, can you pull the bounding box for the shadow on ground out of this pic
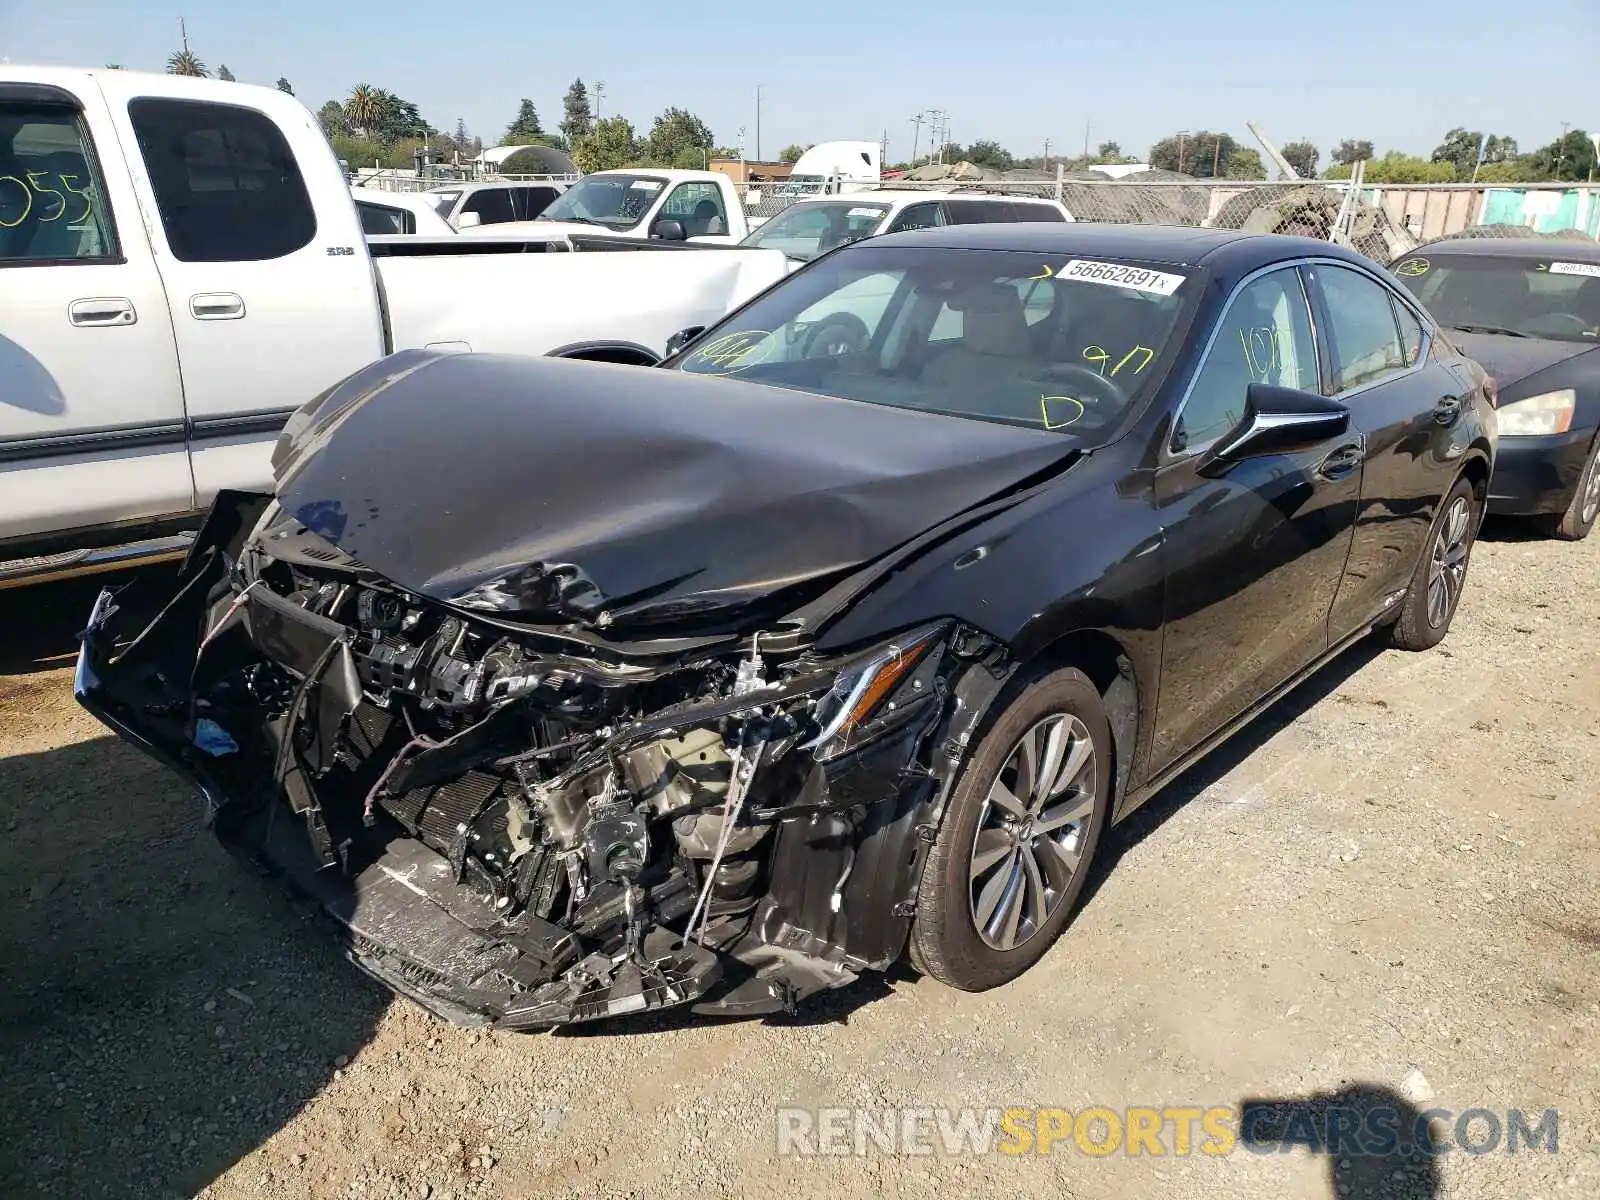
[0,566,391,1198]
[1237,1082,1444,1199]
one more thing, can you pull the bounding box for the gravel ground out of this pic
[1,522,1596,1200]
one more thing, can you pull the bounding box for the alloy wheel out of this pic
[1426,495,1472,628]
[968,714,1097,952]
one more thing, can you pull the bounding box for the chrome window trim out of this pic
[1166,255,1438,461]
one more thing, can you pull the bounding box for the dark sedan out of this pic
[1392,237,1600,539]
[77,225,1496,1029]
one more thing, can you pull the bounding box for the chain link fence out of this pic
[348,164,1596,265]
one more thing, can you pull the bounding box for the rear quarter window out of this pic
[128,97,316,262]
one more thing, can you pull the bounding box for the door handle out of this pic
[68,297,137,327]
[190,292,245,320]
[1317,442,1364,480]
[1433,395,1462,426]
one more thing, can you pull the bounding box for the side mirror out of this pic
[652,219,687,242]
[663,326,707,359]
[455,211,482,229]
[1197,383,1350,477]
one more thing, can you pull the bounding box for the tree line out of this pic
[136,38,1600,184]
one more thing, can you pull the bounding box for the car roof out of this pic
[871,222,1331,268]
[427,181,563,193]
[1407,236,1600,262]
[785,190,1060,206]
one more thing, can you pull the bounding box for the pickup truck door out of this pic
[0,76,193,544]
[100,74,385,505]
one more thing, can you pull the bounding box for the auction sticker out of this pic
[1060,259,1185,295]
[1548,261,1600,278]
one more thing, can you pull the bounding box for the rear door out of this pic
[105,77,384,504]
[1305,262,1461,636]
[0,76,192,543]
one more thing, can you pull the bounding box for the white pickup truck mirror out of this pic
[456,211,483,229]
[652,219,687,242]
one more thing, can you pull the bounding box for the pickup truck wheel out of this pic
[1543,435,1600,542]
[909,667,1110,992]
[1390,476,1479,651]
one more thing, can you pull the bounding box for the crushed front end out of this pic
[77,493,1006,1029]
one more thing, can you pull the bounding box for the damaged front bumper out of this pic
[75,494,1007,1029]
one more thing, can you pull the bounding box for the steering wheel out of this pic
[800,313,871,359]
[1034,363,1130,410]
[1531,312,1593,337]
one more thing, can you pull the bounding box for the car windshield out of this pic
[537,174,667,229]
[670,245,1191,443]
[739,201,891,261]
[1394,253,1600,343]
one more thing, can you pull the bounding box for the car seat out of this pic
[919,282,1034,395]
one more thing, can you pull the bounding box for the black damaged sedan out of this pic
[79,225,1497,1029]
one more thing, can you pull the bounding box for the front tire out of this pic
[1390,475,1479,651]
[1543,436,1599,542]
[909,667,1112,991]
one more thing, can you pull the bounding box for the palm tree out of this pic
[345,85,389,140]
[166,49,208,77]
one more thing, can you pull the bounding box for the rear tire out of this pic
[1543,436,1600,542]
[909,667,1111,992]
[1390,475,1479,651]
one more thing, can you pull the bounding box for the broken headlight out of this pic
[802,623,946,761]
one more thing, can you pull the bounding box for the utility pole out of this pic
[1212,134,1222,178]
[755,84,762,162]
[1083,117,1090,158]
[928,110,946,164]
[1042,137,1052,170]
[909,112,925,167]
[593,81,606,121]
[1176,130,1189,174]
[179,16,190,54]
[1557,120,1570,177]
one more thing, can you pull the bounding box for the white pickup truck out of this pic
[0,69,788,586]
[460,169,755,245]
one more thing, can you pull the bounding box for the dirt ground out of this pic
[1,522,1596,1200]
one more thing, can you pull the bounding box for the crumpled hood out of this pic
[270,351,1076,630]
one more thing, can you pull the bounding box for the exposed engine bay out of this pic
[78,493,1010,1028]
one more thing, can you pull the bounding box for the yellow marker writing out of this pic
[0,175,32,229]
[1040,394,1086,430]
[1112,345,1154,376]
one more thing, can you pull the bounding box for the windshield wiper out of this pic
[1449,323,1530,338]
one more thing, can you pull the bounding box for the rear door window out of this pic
[1012,201,1066,223]
[128,98,316,262]
[945,199,1015,224]
[1313,265,1408,394]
